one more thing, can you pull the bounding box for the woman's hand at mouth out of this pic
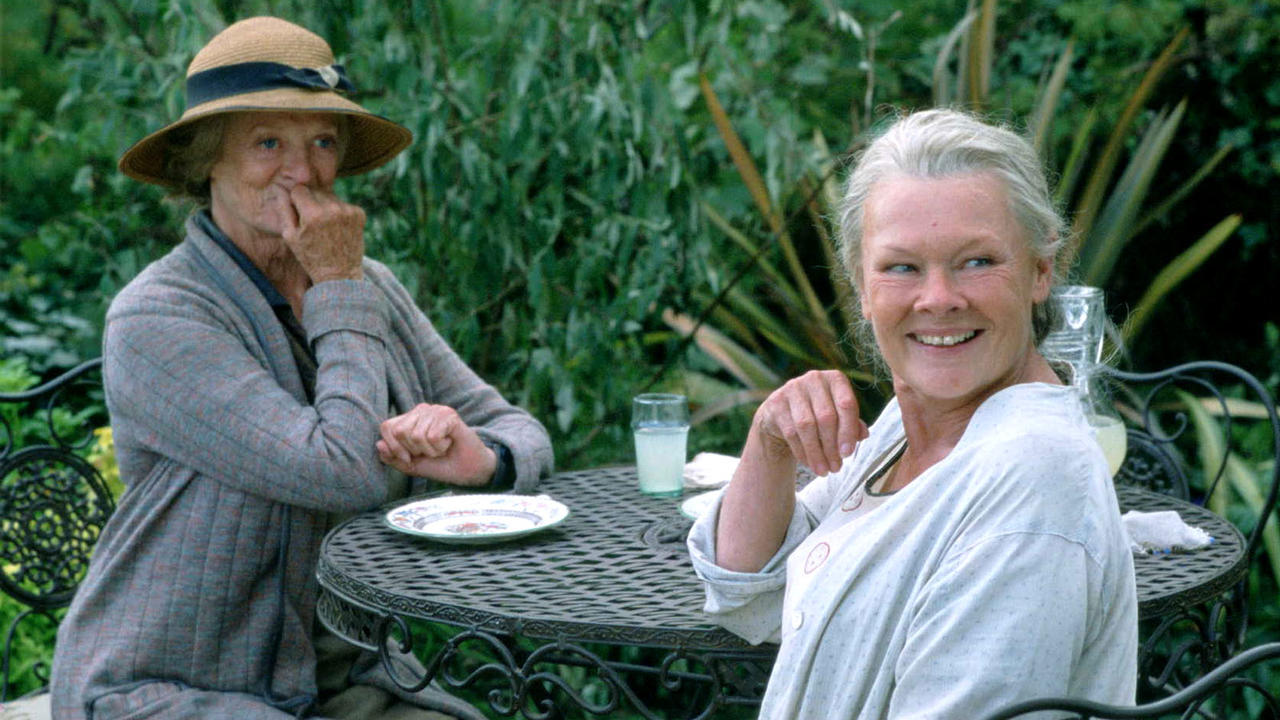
[271,184,366,283]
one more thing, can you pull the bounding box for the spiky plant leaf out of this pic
[1030,39,1075,154]
[662,308,781,391]
[1124,214,1241,341]
[1079,101,1188,285]
[1068,27,1190,254]
[698,71,827,322]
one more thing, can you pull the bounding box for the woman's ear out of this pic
[1031,243,1054,303]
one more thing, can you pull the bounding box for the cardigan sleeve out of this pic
[416,313,553,491]
[103,277,392,512]
[365,261,554,491]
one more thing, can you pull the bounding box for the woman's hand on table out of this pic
[377,404,497,487]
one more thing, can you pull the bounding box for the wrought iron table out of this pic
[316,467,1246,719]
[1116,485,1246,619]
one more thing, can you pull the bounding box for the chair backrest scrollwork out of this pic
[0,357,112,699]
[1103,360,1280,571]
[1114,430,1189,499]
[1088,361,1279,708]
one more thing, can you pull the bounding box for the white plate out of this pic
[680,490,722,520]
[385,494,570,545]
[683,452,739,490]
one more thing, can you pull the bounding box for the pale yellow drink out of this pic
[634,426,688,496]
[1089,414,1127,477]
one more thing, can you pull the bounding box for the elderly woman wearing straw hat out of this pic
[49,17,551,720]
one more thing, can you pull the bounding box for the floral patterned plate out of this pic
[384,493,570,545]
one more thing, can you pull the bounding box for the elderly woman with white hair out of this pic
[687,108,1137,718]
[50,16,552,720]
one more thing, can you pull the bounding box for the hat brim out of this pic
[118,88,412,187]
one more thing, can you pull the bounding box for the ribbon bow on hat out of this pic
[185,62,356,106]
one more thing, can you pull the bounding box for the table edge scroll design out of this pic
[374,612,728,720]
[315,587,380,651]
[319,551,757,650]
[319,559,516,635]
[1136,582,1249,699]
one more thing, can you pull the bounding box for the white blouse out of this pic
[687,383,1138,719]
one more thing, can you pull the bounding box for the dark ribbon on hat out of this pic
[186,61,355,107]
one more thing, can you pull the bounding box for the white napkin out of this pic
[684,452,740,490]
[1122,510,1214,555]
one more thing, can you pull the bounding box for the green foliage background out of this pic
[2,0,1278,711]
[4,0,1277,460]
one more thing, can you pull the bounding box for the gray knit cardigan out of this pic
[50,217,554,718]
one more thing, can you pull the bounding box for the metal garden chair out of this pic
[982,641,1280,720]
[0,358,113,700]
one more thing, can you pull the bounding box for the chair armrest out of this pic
[980,641,1280,719]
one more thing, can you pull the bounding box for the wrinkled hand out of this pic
[750,369,868,476]
[270,184,366,282]
[377,404,497,486]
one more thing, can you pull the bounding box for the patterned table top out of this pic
[317,467,1247,651]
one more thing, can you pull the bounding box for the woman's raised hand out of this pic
[272,184,366,283]
[377,404,498,487]
[715,370,867,572]
[750,369,868,477]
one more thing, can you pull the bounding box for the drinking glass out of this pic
[632,394,690,497]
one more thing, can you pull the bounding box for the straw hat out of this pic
[118,16,412,187]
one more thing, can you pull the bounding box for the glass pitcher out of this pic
[1040,285,1106,372]
[1077,369,1127,477]
[1041,285,1126,476]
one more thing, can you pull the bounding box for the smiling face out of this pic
[859,172,1052,412]
[208,111,342,245]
